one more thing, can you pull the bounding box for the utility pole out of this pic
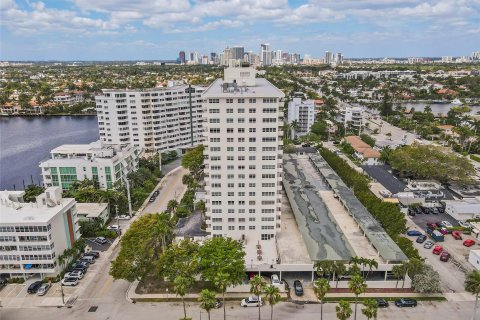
[122,176,133,218]
[61,283,65,305]
[158,151,162,173]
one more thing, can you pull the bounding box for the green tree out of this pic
[263,284,281,320]
[157,239,200,281]
[465,270,480,320]
[348,275,367,320]
[249,275,265,320]
[181,145,204,179]
[198,237,246,285]
[23,184,45,202]
[315,260,335,280]
[198,289,217,320]
[214,272,230,320]
[174,275,193,320]
[412,264,441,293]
[336,300,352,320]
[290,120,300,139]
[391,264,405,288]
[333,261,347,288]
[361,299,378,320]
[314,278,331,320]
[167,199,178,213]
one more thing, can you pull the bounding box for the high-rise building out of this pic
[201,55,209,65]
[261,44,272,66]
[95,85,205,154]
[202,66,284,242]
[336,52,343,65]
[325,51,334,65]
[287,96,315,138]
[210,52,217,64]
[0,187,80,279]
[231,46,245,60]
[179,51,186,64]
[472,51,480,60]
[40,141,139,191]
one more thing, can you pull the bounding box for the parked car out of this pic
[408,209,416,217]
[432,245,443,255]
[293,280,304,296]
[395,298,417,307]
[84,251,100,258]
[416,235,427,243]
[431,207,440,215]
[424,240,434,249]
[426,222,437,229]
[0,278,7,288]
[464,239,476,247]
[271,274,281,286]
[458,221,473,229]
[36,283,51,296]
[149,196,156,202]
[452,231,462,240]
[440,252,450,262]
[107,225,120,231]
[61,277,79,286]
[407,230,423,237]
[441,221,453,228]
[27,281,43,294]
[95,236,108,244]
[241,296,263,307]
[153,190,159,197]
[438,206,445,213]
[214,298,222,309]
[117,215,130,220]
[376,298,389,308]
[74,261,89,270]
[64,270,84,280]
[81,255,95,264]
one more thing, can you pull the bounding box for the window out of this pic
[227,147,234,152]
[262,209,275,214]
[238,98,245,103]
[262,137,276,142]
[212,218,222,222]
[213,226,222,230]
[262,192,275,196]
[228,218,235,222]
[261,234,274,240]
[249,226,256,230]
[263,118,276,123]
[226,108,233,113]
[249,118,256,123]
[228,226,235,230]
[208,99,219,103]
[249,98,256,103]
[209,118,220,123]
[210,128,220,133]
[239,226,246,230]
[238,108,245,113]
[263,108,276,113]
[238,118,245,123]
[210,138,220,142]
[226,98,233,103]
[262,128,276,132]
[249,108,256,114]
[227,118,234,123]
[227,128,234,133]
[263,98,277,103]
[249,128,256,133]
[249,138,256,142]
[238,128,245,133]
[227,138,234,142]
[262,156,276,160]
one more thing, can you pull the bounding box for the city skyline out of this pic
[1,0,480,61]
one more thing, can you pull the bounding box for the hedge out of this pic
[319,148,420,260]
[471,155,480,163]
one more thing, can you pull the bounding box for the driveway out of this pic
[362,165,407,194]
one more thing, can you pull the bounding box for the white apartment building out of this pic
[95,85,205,154]
[337,105,364,133]
[287,96,315,138]
[0,187,80,279]
[202,67,284,243]
[40,141,139,191]
[53,92,84,105]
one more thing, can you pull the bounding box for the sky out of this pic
[0,0,479,61]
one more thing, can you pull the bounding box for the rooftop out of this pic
[202,77,284,98]
[76,203,108,218]
[174,211,209,238]
[309,153,408,262]
[0,187,75,224]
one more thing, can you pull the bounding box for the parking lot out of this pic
[409,209,459,231]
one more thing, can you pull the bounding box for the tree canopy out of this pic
[389,143,474,183]
[181,145,204,178]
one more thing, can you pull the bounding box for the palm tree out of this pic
[167,199,178,213]
[336,300,352,320]
[214,272,230,320]
[391,265,404,288]
[290,120,300,139]
[361,299,378,320]
[465,270,480,320]
[333,262,347,288]
[314,278,331,320]
[263,284,281,320]
[198,289,217,320]
[249,275,265,320]
[348,275,367,320]
[315,260,335,280]
[173,275,192,320]
[364,259,378,280]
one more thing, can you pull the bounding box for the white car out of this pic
[458,221,473,229]
[64,271,84,280]
[95,236,108,244]
[107,225,120,231]
[61,277,79,286]
[441,221,453,228]
[117,215,130,220]
[241,296,263,307]
[36,283,50,296]
[271,274,281,286]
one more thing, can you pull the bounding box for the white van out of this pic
[81,255,95,264]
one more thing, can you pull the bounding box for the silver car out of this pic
[36,283,50,296]
[424,240,434,249]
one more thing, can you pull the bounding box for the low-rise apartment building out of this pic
[0,187,80,279]
[95,84,205,154]
[344,136,381,165]
[287,96,315,138]
[40,141,139,191]
[337,105,363,133]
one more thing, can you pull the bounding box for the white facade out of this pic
[95,85,205,153]
[202,67,284,243]
[444,199,480,220]
[53,92,84,105]
[287,97,315,138]
[337,105,364,131]
[0,187,80,279]
[469,250,480,270]
[40,140,139,191]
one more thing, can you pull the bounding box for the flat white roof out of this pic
[0,191,75,224]
[76,203,108,218]
[202,78,285,98]
[51,140,103,154]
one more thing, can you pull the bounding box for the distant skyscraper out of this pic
[201,55,209,65]
[336,52,343,64]
[325,51,334,65]
[210,52,217,64]
[231,46,245,60]
[261,44,271,66]
[179,51,186,64]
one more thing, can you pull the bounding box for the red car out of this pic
[464,239,476,247]
[432,245,443,255]
[452,231,462,240]
[440,252,450,262]
[426,223,437,229]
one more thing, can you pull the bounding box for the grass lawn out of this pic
[136,277,216,294]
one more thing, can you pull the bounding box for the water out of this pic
[0,116,99,190]
[400,103,480,115]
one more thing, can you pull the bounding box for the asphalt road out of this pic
[362,165,407,194]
